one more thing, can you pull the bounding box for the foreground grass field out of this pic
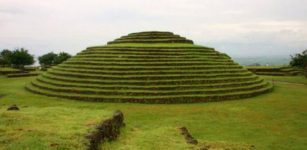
[0,76,307,149]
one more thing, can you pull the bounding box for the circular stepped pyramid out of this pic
[26,31,273,103]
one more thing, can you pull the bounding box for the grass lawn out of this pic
[0,75,307,150]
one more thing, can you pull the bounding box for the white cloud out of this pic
[0,0,307,58]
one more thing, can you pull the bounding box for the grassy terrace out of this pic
[0,76,306,149]
[50,67,248,75]
[0,67,21,75]
[36,77,265,91]
[246,66,302,76]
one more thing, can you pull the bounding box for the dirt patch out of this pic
[7,104,19,111]
[196,141,255,150]
[50,143,59,147]
[178,126,254,150]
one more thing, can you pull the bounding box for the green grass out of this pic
[1,76,307,149]
[0,76,113,150]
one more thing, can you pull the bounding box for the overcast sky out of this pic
[1,0,307,58]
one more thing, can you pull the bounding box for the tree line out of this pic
[0,48,71,69]
[1,48,306,76]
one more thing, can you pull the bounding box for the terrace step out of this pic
[31,79,269,96]
[47,69,253,80]
[57,64,243,71]
[41,73,259,85]
[247,66,302,76]
[80,51,220,56]
[26,83,273,103]
[75,54,228,59]
[64,60,238,66]
[69,57,233,63]
[51,67,248,75]
[36,76,264,90]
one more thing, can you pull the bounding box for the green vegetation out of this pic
[38,52,72,67]
[26,31,272,103]
[290,50,307,77]
[0,67,41,78]
[0,76,307,149]
[0,77,111,150]
[0,49,12,67]
[5,48,35,69]
[290,50,307,69]
[38,52,58,67]
[246,66,302,76]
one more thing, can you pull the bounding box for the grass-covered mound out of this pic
[247,66,302,76]
[26,31,272,103]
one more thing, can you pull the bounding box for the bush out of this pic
[10,48,35,69]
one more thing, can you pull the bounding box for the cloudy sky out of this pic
[1,0,307,58]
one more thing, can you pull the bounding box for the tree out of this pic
[0,57,5,67]
[10,48,35,69]
[290,50,307,77]
[38,52,58,67]
[54,52,71,65]
[290,50,307,68]
[0,49,12,67]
